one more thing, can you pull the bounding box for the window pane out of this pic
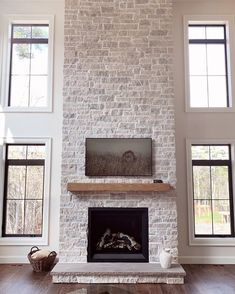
[27,145,46,159]
[24,200,43,235]
[206,26,224,39]
[208,76,227,107]
[7,166,26,199]
[213,200,231,234]
[29,76,47,107]
[188,24,229,109]
[192,144,233,237]
[4,144,46,236]
[207,44,226,75]
[190,76,208,107]
[189,44,207,75]
[11,44,30,75]
[188,26,206,39]
[32,26,49,38]
[10,76,29,107]
[10,23,50,108]
[210,145,229,160]
[211,166,229,200]
[192,145,210,160]
[31,44,48,75]
[26,166,44,199]
[194,199,212,235]
[13,26,31,38]
[193,166,211,199]
[8,145,27,159]
[5,200,24,234]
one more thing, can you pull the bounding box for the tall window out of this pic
[2,144,45,237]
[188,24,230,108]
[9,24,49,107]
[192,144,234,237]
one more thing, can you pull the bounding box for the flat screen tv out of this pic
[85,138,152,176]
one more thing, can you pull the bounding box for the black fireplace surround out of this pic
[87,207,149,262]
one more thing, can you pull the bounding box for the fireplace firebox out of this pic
[87,207,149,262]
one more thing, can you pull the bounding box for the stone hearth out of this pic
[51,263,185,284]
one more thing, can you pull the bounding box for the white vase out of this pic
[159,248,172,269]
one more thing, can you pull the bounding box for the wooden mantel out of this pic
[67,182,172,192]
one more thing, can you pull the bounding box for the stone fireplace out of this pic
[52,0,185,285]
[52,191,185,284]
[58,191,178,264]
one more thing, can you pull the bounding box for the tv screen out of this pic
[85,138,152,176]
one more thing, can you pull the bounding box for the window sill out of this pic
[190,237,235,247]
[185,107,235,113]
[0,106,52,113]
[0,236,48,246]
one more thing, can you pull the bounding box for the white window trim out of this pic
[184,15,235,112]
[0,137,51,245]
[186,138,235,246]
[0,14,54,113]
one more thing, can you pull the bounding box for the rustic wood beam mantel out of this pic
[67,183,172,192]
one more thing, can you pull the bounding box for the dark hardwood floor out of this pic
[0,264,235,294]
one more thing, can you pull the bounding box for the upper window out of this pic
[9,24,49,107]
[1,16,54,112]
[184,16,234,111]
[188,25,229,108]
[191,144,234,237]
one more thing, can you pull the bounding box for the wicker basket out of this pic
[28,246,57,272]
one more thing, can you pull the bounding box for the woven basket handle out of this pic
[30,246,40,254]
[48,251,57,257]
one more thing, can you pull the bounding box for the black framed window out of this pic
[188,24,229,108]
[9,24,49,107]
[192,145,234,237]
[2,144,45,237]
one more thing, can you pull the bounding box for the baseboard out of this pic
[1,255,235,265]
[0,256,28,263]
[179,256,235,264]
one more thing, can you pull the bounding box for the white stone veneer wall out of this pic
[60,0,177,263]
[60,192,178,263]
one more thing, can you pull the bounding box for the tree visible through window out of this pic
[192,145,234,237]
[9,24,49,107]
[188,24,229,108]
[2,144,45,237]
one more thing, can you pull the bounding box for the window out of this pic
[191,144,234,237]
[188,25,229,108]
[0,138,51,245]
[2,144,45,237]
[9,24,49,107]
[184,16,235,111]
[1,15,54,112]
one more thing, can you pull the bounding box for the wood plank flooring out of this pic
[0,264,235,294]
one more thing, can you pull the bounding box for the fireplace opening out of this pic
[87,207,149,262]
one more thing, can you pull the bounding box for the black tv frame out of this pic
[85,138,152,177]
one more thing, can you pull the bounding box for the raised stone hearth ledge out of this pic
[51,263,185,284]
[67,183,173,193]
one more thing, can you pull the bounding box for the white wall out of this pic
[173,0,235,263]
[0,0,64,262]
[1,0,235,264]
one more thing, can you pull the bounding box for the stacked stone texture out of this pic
[53,274,184,284]
[61,0,177,263]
